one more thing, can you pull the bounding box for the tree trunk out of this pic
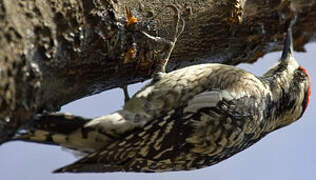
[1,0,316,143]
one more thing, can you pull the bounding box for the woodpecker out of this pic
[16,16,310,173]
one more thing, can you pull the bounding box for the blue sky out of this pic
[0,43,315,180]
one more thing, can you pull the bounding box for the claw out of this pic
[121,85,130,103]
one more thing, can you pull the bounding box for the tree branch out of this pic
[1,0,316,143]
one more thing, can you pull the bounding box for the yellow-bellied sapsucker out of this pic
[16,16,310,173]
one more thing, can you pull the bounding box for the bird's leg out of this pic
[141,5,185,78]
[121,85,130,103]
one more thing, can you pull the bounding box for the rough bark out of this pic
[0,0,316,143]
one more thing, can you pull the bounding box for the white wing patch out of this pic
[184,90,240,113]
[184,91,221,113]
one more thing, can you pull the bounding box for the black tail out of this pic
[14,113,89,145]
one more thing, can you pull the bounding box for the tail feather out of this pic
[15,113,114,152]
[14,111,145,153]
[14,113,89,146]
